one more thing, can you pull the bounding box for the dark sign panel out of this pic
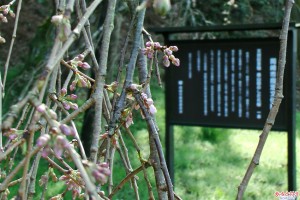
[166,37,293,131]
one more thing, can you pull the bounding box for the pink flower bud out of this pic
[78,77,87,87]
[146,98,154,105]
[80,62,91,70]
[62,101,70,110]
[37,104,47,113]
[70,103,78,110]
[9,134,17,140]
[141,93,148,100]
[60,88,67,96]
[164,48,172,56]
[153,42,161,49]
[60,124,72,136]
[169,54,175,61]
[41,147,50,158]
[70,94,77,100]
[169,46,178,52]
[172,58,180,66]
[145,41,152,47]
[149,104,157,114]
[163,56,170,67]
[77,54,84,61]
[37,135,51,147]
[130,84,138,90]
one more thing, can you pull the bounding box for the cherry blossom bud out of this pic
[60,88,67,96]
[130,84,138,90]
[164,48,172,56]
[141,92,148,100]
[146,98,154,105]
[172,58,180,66]
[70,82,76,91]
[51,14,63,25]
[37,134,51,147]
[153,42,161,49]
[70,103,78,110]
[169,46,178,52]
[37,104,47,113]
[41,148,50,158]
[70,94,77,100]
[80,62,91,70]
[163,55,170,67]
[62,101,70,110]
[169,54,176,61]
[77,54,84,61]
[9,134,17,140]
[60,124,72,136]
[149,104,157,114]
[145,41,152,47]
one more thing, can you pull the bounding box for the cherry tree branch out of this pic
[236,0,294,199]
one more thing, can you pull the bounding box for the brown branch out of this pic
[236,0,294,199]
[89,0,117,162]
[108,162,151,199]
[130,88,174,200]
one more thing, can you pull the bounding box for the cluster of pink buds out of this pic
[142,41,180,67]
[67,54,92,91]
[134,92,157,116]
[69,74,91,91]
[69,54,91,70]
[0,4,15,23]
[83,160,111,185]
[59,171,83,199]
[162,46,180,67]
[58,88,78,110]
[92,162,111,185]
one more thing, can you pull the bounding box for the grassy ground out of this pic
[173,127,300,200]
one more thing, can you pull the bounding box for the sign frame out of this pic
[151,23,297,191]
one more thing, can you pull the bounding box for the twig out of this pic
[0,138,25,162]
[236,0,294,199]
[2,0,23,94]
[108,162,151,199]
[60,60,95,83]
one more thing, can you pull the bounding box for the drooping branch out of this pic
[89,0,117,162]
[236,0,294,199]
